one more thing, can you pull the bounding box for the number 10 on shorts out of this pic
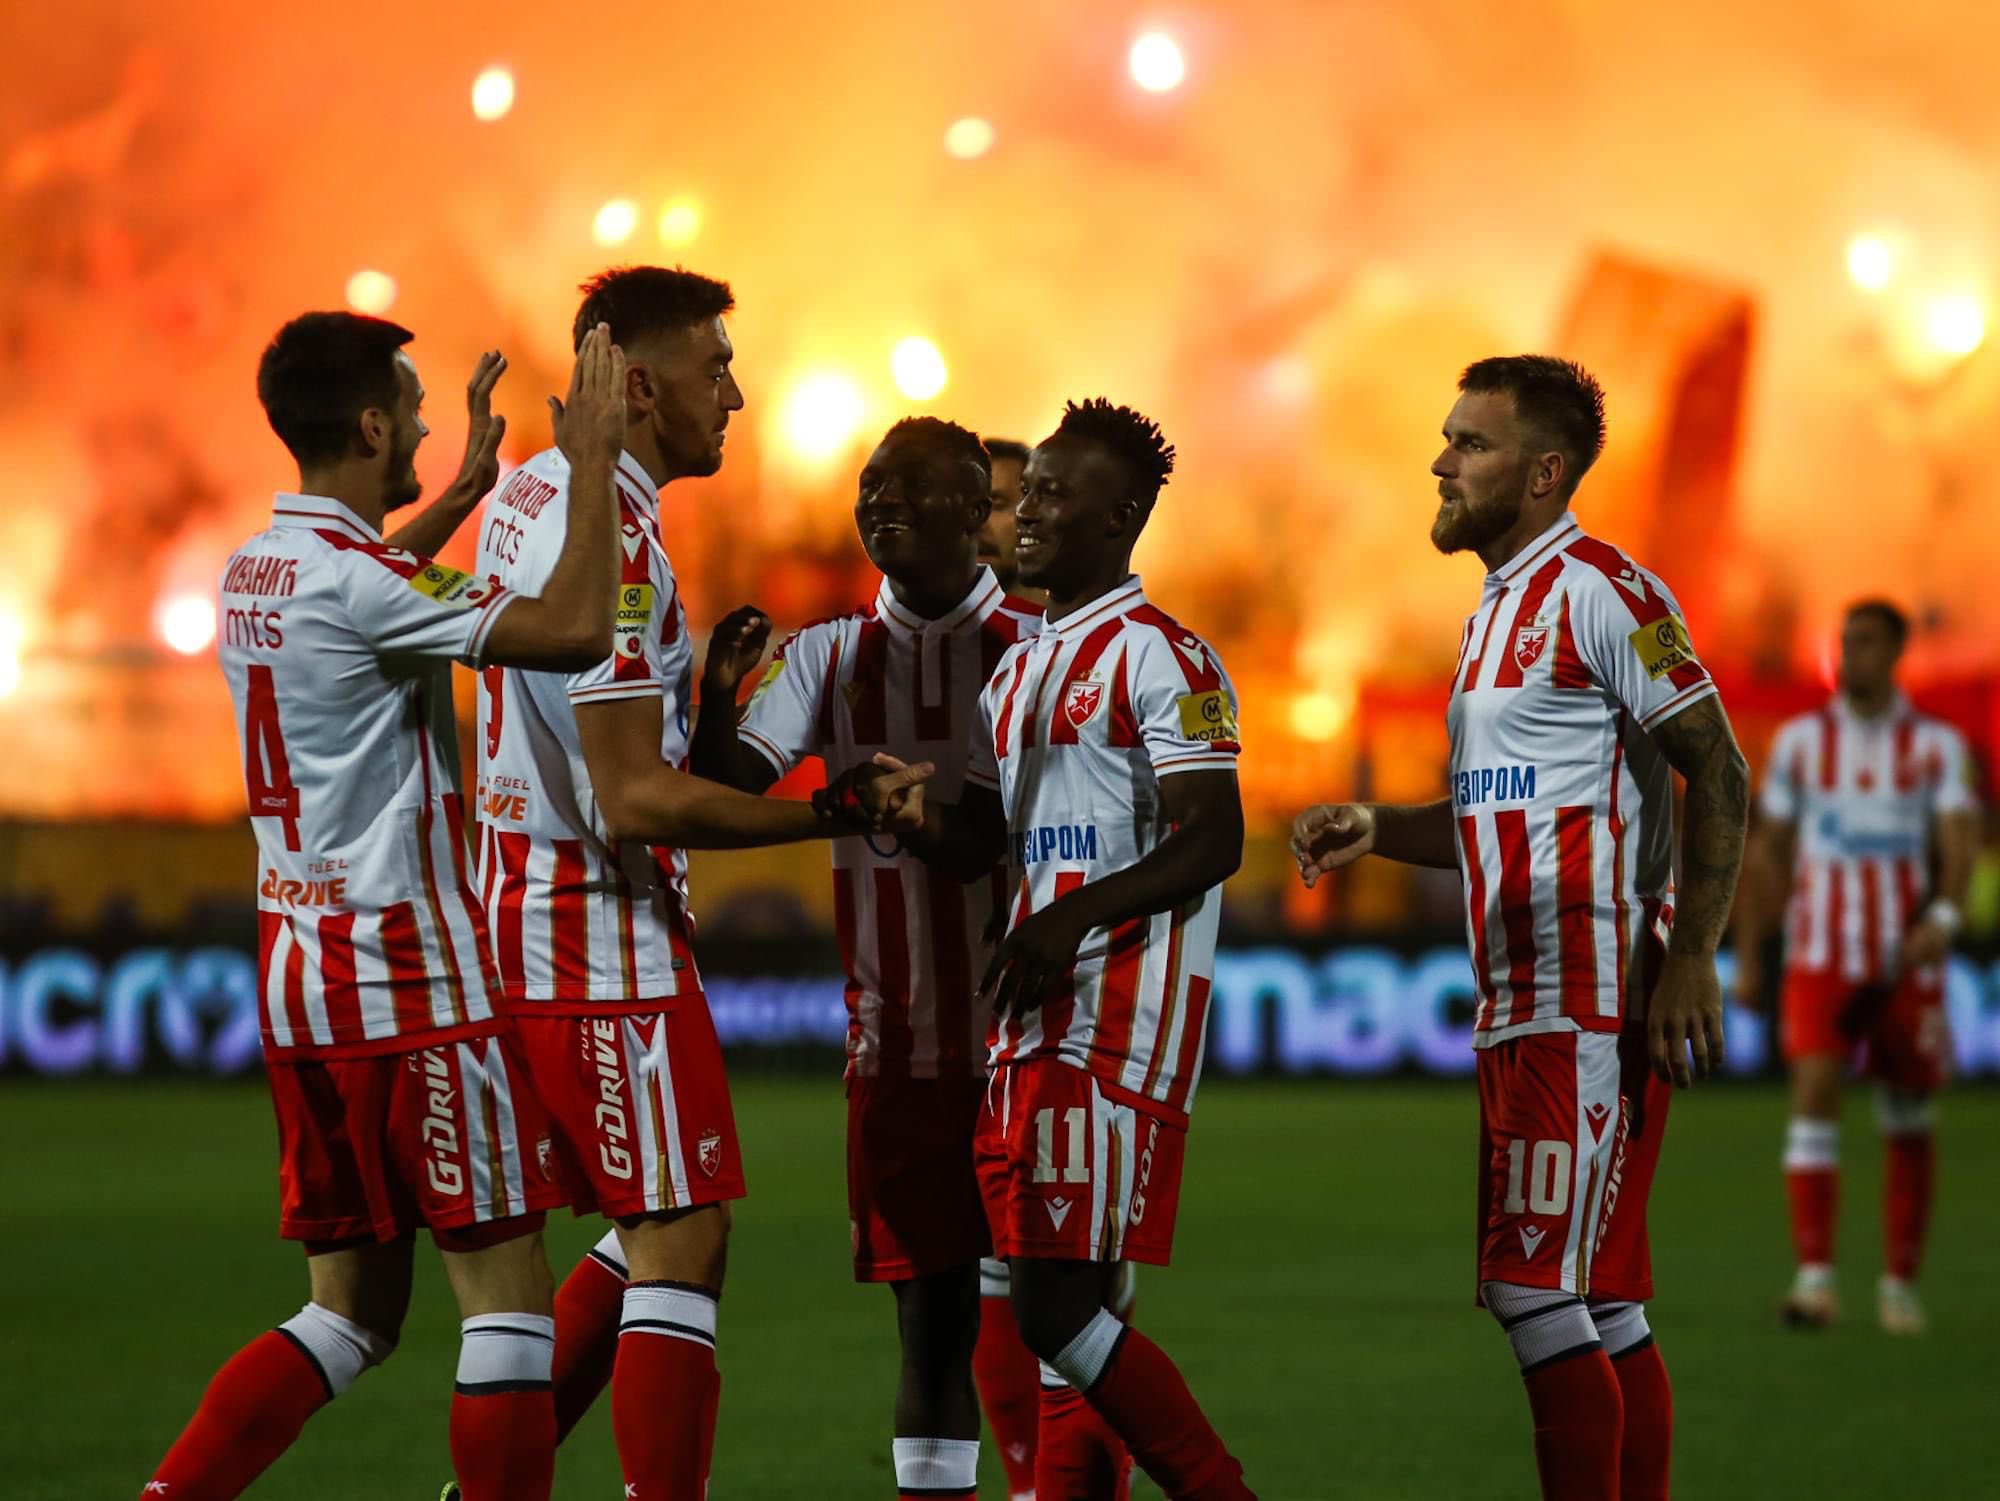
[1032,1106,1090,1185]
[1502,1138,1572,1216]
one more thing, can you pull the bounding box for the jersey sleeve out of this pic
[1128,626,1241,779]
[737,623,836,778]
[1565,557,1717,732]
[1759,718,1806,823]
[331,541,515,667]
[566,500,664,708]
[964,672,1001,792]
[1932,723,1982,816]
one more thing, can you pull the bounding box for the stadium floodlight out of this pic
[1288,690,1351,742]
[0,605,22,702]
[657,198,703,248]
[156,594,217,656]
[593,199,639,247]
[780,372,867,462]
[344,269,397,315]
[1129,31,1186,93]
[943,117,995,160]
[1845,234,1894,294]
[890,337,948,402]
[471,66,515,122]
[1922,292,1986,358]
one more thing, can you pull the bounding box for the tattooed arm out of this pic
[1645,694,1752,1087]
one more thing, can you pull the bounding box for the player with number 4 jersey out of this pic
[138,314,631,1501]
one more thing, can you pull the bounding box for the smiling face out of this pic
[380,351,429,511]
[631,316,743,480]
[1014,432,1144,598]
[853,426,988,588]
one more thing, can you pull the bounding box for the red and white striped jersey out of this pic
[218,493,516,1060]
[473,448,703,1013]
[974,576,1241,1121]
[736,569,1042,1078]
[1446,512,1718,1049]
[1759,696,1978,982]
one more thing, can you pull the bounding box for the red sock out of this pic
[1785,1167,1839,1268]
[1082,1327,1252,1501]
[1883,1132,1936,1281]
[698,1369,721,1489]
[450,1390,556,1501]
[1609,1342,1672,1501]
[1520,1348,1623,1501]
[141,1330,330,1500]
[553,1249,626,1441]
[612,1283,719,1500]
[973,1295,1041,1496]
[1035,1382,1133,1501]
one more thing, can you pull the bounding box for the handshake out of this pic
[810,753,936,836]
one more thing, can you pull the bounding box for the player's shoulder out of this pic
[1909,706,1970,751]
[1552,529,1686,621]
[983,592,1046,643]
[773,605,870,663]
[1118,600,1229,689]
[1771,705,1830,744]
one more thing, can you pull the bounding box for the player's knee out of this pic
[279,1302,396,1398]
[1877,1087,1936,1137]
[1481,1281,1601,1373]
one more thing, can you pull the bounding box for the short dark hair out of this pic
[981,437,1030,465]
[1846,597,1910,648]
[573,265,735,351]
[1459,355,1607,494]
[1052,398,1176,500]
[256,311,413,467]
[882,416,992,495]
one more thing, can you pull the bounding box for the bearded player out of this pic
[1292,357,1749,1501]
[471,266,928,1499]
[882,399,1256,1501]
[1734,599,1980,1332]
[138,316,628,1501]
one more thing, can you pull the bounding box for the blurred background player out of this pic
[978,437,1044,610]
[887,399,1256,1501]
[1735,599,1981,1333]
[1292,357,1750,1501]
[690,416,1044,1501]
[140,314,629,1501]
[473,265,926,1499]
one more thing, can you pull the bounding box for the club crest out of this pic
[698,1129,724,1177]
[1514,626,1550,672]
[1064,680,1104,729]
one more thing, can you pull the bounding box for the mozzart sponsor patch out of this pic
[1176,690,1238,743]
[749,658,786,703]
[408,564,495,608]
[1628,614,1698,681]
[615,583,656,659]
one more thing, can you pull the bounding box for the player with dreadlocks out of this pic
[877,399,1257,1500]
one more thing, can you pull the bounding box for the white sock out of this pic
[1784,1117,1839,1171]
[1049,1308,1123,1392]
[455,1312,555,1392]
[621,1282,717,1350]
[892,1436,980,1493]
[1588,1299,1653,1358]
[278,1302,394,1397]
[589,1227,629,1279]
[1482,1281,1601,1372]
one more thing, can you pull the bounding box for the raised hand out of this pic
[449,350,508,502]
[1290,802,1376,888]
[702,605,774,701]
[550,323,627,467]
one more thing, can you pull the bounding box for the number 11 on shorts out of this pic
[1032,1106,1090,1185]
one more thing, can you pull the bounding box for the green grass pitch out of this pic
[4,1076,1996,1499]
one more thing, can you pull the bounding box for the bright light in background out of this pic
[657,198,703,247]
[780,373,867,462]
[1288,691,1352,742]
[890,337,948,401]
[943,117,995,160]
[1922,292,1986,357]
[1262,354,1314,408]
[470,66,515,122]
[593,199,639,247]
[345,269,397,315]
[0,606,24,703]
[1845,234,1894,294]
[1129,32,1186,93]
[156,594,217,656]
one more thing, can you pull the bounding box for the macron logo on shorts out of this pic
[1046,1197,1074,1231]
[1518,1224,1547,1259]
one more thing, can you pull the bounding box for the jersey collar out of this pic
[614,451,660,512]
[875,567,1004,637]
[1046,574,1146,638]
[271,492,380,543]
[1833,690,1910,725]
[1488,511,1581,586]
